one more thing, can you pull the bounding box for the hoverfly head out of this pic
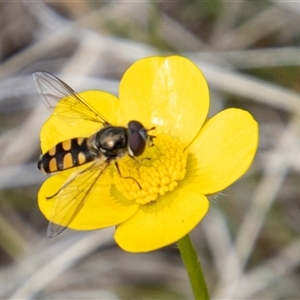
[127,120,155,157]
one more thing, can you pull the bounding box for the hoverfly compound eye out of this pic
[128,120,148,156]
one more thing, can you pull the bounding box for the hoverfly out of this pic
[33,71,154,237]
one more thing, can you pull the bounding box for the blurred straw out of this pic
[6,228,115,299]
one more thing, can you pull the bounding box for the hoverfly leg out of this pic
[115,161,141,189]
[141,157,151,163]
[128,153,151,165]
[46,190,60,200]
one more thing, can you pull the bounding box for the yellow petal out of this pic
[40,91,119,153]
[38,167,138,230]
[187,108,259,194]
[114,188,209,252]
[118,56,209,146]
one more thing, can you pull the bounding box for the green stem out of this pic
[177,234,210,300]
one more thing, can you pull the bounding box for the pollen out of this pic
[113,134,188,205]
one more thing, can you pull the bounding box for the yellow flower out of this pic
[38,56,259,252]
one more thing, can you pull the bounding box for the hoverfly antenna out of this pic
[147,126,156,145]
[148,126,156,132]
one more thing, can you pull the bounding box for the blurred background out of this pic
[1,1,300,299]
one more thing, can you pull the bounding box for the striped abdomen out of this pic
[38,137,94,173]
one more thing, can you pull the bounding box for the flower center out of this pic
[113,134,188,205]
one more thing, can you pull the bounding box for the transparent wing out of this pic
[47,160,110,237]
[32,71,110,125]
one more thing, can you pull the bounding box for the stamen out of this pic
[114,134,188,205]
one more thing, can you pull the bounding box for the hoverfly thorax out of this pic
[90,125,128,159]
